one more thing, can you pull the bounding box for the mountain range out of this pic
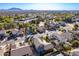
[0,8,23,11]
[0,8,79,12]
[8,8,23,11]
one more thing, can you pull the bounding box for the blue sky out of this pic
[0,3,79,10]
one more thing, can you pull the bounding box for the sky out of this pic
[0,3,79,10]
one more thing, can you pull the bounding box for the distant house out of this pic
[48,34,59,46]
[37,26,45,33]
[48,34,59,40]
[75,18,79,22]
[59,32,72,42]
[59,22,66,27]
[72,32,79,40]
[0,30,6,41]
[7,29,24,40]
[0,30,5,34]
[48,22,59,31]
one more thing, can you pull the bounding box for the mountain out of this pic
[8,8,23,11]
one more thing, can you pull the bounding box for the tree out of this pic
[6,30,12,36]
[3,17,13,23]
[31,20,36,24]
[0,23,4,30]
[54,18,61,22]
[73,24,78,31]
[18,22,24,29]
[71,40,79,48]
[4,22,11,29]
[43,34,50,42]
[20,15,26,18]
[24,22,30,28]
[0,16,4,22]
[30,24,37,34]
[62,43,72,52]
[24,22,31,35]
[14,14,20,19]
[63,16,73,23]
[11,23,16,29]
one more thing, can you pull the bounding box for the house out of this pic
[72,51,79,56]
[75,18,79,22]
[56,53,64,56]
[48,34,60,46]
[47,31,72,43]
[38,22,45,27]
[0,45,6,56]
[70,48,79,56]
[0,36,33,56]
[59,32,72,42]
[32,34,54,55]
[44,50,63,56]
[7,29,24,40]
[11,43,34,56]
[0,42,11,56]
